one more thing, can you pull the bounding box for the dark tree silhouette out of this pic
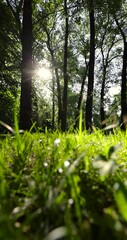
[20,0,33,130]
[61,0,69,132]
[85,0,95,131]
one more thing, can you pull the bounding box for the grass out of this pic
[1,128,127,239]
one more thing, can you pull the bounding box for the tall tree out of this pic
[98,16,119,128]
[85,0,95,130]
[20,0,33,130]
[61,0,69,131]
[6,0,33,130]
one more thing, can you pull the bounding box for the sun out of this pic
[34,65,52,99]
[36,67,52,80]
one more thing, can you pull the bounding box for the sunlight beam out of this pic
[36,67,52,80]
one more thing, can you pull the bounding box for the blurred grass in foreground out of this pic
[0,128,127,239]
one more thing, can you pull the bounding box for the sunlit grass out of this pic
[0,128,127,239]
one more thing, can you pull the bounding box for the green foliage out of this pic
[0,1,20,130]
[0,90,16,130]
[114,181,127,222]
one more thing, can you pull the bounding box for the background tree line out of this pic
[0,0,126,132]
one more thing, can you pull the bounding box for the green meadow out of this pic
[1,129,127,240]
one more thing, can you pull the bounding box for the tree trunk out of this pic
[19,0,33,130]
[61,0,69,132]
[74,67,88,129]
[52,70,55,129]
[121,41,127,130]
[100,66,106,128]
[85,1,95,131]
[54,67,62,126]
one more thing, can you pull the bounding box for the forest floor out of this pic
[0,128,127,240]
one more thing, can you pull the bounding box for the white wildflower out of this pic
[54,138,60,147]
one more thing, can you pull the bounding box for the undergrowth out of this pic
[0,128,127,239]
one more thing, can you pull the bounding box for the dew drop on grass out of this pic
[14,222,21,228]
[54,138,60,147]
[114,183,119,191]
[44,162,48,167]
[68,198,74,205]
[64,160,70,167]
[58,168,63,173]
[12,207,21,214]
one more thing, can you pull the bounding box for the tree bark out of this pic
[52,70,55,129]
[100,65,106,128]
[121,41,127,130]
[61,0,69,132]
[19,0,33,130]
[74,66,88,129]
[85,1,95,131]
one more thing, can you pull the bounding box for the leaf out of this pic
[44,227,68,240]
[103,123,118,131]
[93,159,116,176]
[114,181,127,221]
[0,120,14,134]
